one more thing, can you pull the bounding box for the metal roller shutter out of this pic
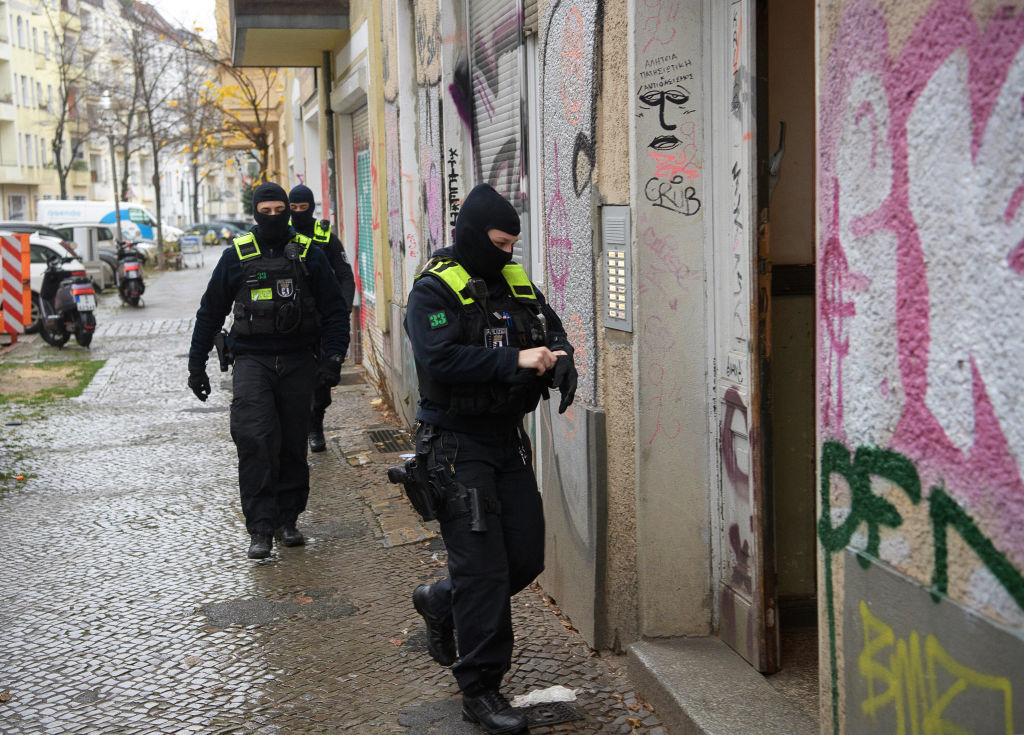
[352,105,374,302]
[470,0,526,265]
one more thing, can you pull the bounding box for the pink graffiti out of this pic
[648,150,699,179]
[546,140,571,311]
[644,359,682,446]
[819,0,1024,565]
[636,213,700,299]
[639,0,679,55]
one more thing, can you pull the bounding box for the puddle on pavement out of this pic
[200,588,357,627]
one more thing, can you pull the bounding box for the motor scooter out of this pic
[37,254,96,348]
[116,242,146,307]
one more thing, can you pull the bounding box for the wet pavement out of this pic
[0,252,667,735]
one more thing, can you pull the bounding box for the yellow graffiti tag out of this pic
[858,601,1013,735]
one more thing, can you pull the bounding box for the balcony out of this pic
[229,0,350,67]
[0,98,14,121]
[0,37,10,62]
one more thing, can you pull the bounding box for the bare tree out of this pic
[123,4,184,267]
[174,36,228,222]
[44,4,96,199]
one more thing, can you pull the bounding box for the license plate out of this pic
[126,271,140,279]
[75,294,96,311]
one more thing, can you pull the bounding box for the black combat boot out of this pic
[461,689,528,734]
[308,426,326,453]
[275,524,306,547]
[412,584,457,666]
[247,534,272,559]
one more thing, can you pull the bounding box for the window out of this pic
[33,27,38,54]
[17,17,23,48]
[8,195,26,220]
[47,85,52,109]
[129,208,155,226]
[36,82,41,109]
[44,31,49,59]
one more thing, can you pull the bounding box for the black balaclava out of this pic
[453,183,520,280]
[288,184,316,235]
[252,182,291,245]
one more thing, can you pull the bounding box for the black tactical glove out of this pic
[188,366,211,402]
[551,353,578,414]
[317,354,344,388]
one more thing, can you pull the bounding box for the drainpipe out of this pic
[321,50,339,229]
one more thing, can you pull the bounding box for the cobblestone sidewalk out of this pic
[0,264,666,735]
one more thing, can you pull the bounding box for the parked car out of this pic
[218,218,253,232]
[184,221,247,248]
[182,223,221,247]
[53,221,154,265]
[209,221,248,245]
[0,221,116,293]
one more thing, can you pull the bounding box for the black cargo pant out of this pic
[416,422,545,695]
[310,383,331,431]
[230,351,317,536]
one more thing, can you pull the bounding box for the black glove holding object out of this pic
[551,353,578,414]
[188,365,211,402]
[317,354,344,387]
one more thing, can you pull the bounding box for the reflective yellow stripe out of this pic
[313,220,330,243]
[250,287,273,301]
[293,232,312,258]
[233,233,260,261]
[501,263,537,300]
[418,258,537,304]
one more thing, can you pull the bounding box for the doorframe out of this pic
[704,0,779,674]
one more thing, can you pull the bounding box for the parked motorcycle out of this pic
[116,242,146,307]
[37,254,97,348]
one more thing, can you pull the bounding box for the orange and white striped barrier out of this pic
[1,233,30,343]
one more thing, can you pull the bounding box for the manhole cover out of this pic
[367,428,413,453]
[522,701,583,727]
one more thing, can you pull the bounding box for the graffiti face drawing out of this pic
[639,86,691,148]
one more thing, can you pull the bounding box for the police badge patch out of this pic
[276,279,294,298]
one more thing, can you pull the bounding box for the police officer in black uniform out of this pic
[187,182,350,560]
[404,184,578,734]
[287,185,356,453]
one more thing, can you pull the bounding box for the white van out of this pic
[37,200,181,242]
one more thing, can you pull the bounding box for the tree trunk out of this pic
[191,160,200,223]
[151,139,164,269]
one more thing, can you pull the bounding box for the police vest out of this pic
[230,232,319,337]
[312,219,331,244]
[415,258,549,417]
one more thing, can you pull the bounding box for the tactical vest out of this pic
[230,232,319,337]
[313,219,331,244]
[415,257,549,417]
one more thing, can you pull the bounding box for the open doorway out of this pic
[761,0,818,722]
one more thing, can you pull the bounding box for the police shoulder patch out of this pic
[428,311,448,329]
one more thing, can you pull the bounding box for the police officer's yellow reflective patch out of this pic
[250,287,273,301]
[428,311,448,329]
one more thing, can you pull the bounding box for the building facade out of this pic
[236,0,1024,731]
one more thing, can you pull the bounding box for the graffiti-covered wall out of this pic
[817,1,1024,731]
[632,0,710,634]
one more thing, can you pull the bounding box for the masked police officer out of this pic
[404,184,578,734]
[187,182,350,559]
[287,185,356,453]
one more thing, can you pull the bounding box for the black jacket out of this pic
[295,222,356,312]
[404,247,571,434]
[188,225,350,369]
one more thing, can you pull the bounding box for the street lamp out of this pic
[99,90,124,244]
